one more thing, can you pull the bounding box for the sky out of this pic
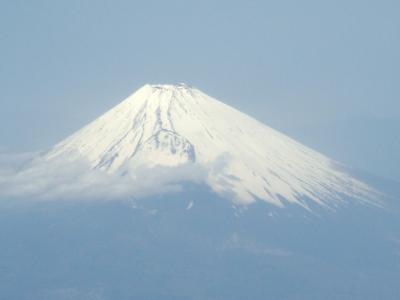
[0,0,399,180]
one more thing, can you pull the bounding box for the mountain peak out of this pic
[149,83,193,89]
[138,83,195,95]
[125,83,197,107]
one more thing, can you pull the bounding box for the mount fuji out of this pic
[30,83,376,208]
[1,84,400,300]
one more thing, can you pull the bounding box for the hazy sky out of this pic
[0,0,399,179]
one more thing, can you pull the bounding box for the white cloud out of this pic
[0,154,214,201]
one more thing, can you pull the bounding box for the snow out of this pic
[41,83,376,207]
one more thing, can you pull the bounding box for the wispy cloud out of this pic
[0,154,212,201]
[0,150,37,169]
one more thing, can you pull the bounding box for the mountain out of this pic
[39,83,375,208]
[1,84,400,300]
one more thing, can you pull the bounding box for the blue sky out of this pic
[0,0,399,179]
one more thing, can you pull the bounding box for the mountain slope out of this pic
[39,84,375,208]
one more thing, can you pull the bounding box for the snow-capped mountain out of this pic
[3,84,399,300]
[40,83,375,208]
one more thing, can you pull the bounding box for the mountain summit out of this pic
[42,84,374,207]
